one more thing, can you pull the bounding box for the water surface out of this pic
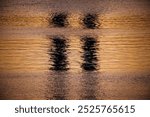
[0,0,150,99]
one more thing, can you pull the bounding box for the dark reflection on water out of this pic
[49,36,69,71]
[46,35,100,100]
[81,36,98,71]
[80,72,99,100]
[82,14,99,29]
[51,13,68,28]
[0,0,150,100]
[47,36,69,99]
[80,36,99,99]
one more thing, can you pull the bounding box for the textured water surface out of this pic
[0,0,150,99]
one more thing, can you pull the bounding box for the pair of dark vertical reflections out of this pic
[81,37,98,71]
[51,13,99,29]
[50,36,68,71]
[50,36,98,71]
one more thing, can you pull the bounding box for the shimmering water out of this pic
[0,0,150,99]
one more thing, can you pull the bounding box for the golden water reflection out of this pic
[0,0,150,99]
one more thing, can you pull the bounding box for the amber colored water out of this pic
[0,0,150,99]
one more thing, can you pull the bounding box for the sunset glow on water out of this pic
[0,0,150,99]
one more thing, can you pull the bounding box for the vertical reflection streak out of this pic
[81,36,98,71]
[47,36,69,99]
[50,36,69,71]
[80,36,99,99]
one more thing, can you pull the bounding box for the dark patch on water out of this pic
[51,13,68,27]
[49,36,69,71]
[81,36,98,71]
[82,14,99,29]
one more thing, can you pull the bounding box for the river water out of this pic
[0,0,150,99]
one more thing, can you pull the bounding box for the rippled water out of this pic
[0,0,150,99]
